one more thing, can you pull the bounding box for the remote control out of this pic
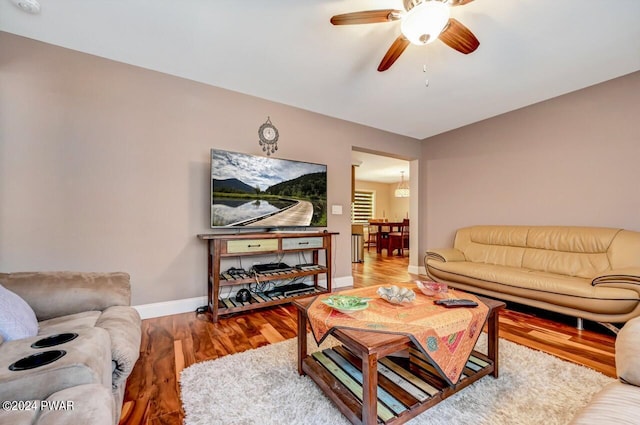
[434,299,479,308]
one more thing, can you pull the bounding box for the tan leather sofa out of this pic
[425,226,640,328]
[569,315,640,424]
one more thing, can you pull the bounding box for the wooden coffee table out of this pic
[293,295,505,425]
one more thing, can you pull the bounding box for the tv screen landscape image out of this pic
[211,149,327,229]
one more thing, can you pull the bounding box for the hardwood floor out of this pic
[119,250,616,425]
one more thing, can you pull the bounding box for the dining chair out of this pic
[366,223,378,251]
[388,219,409,256]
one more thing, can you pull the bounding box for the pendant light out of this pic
[395,171,410,198]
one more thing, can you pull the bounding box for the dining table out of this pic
[368,220,404,254]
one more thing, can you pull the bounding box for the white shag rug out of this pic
[180,334,613,425]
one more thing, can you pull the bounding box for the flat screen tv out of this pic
[211,149,327,229]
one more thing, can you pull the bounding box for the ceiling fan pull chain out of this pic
[423,64,429,87]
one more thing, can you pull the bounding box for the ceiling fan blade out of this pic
[448,0,475,6]
[377,36,410,72]
[438,19,480,54]
[330,9,402,25]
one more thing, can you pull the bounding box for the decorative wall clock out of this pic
[258,117,279,155]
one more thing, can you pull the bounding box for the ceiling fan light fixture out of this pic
[9,0,41,14]
[401,1,450,45]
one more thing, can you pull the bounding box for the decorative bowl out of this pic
[416,280,448,298]
[377,285,416,304]
[321,295,371,314]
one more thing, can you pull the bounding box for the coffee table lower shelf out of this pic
[302,345,495,425]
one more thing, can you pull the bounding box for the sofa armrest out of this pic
[96,306,142,389]
[0,272,131,321]
[0,328,112,403]
[41,384,115,425]
[425,248,466,263]
[616,316,640,386]
[591,267,640,292]
[0,384,115,425]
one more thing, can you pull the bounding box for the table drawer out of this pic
[227,239,278,254]
[282,237,324,250]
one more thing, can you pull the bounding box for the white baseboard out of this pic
[333,275,354,289]
[409,264,426,276]
[134,296,206,320]
[134,275,355,319]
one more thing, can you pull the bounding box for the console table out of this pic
[197,231,338,322]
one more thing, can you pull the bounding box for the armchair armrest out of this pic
[425,248,466,263]
[0,272,131,321]
[0,328,112,403]
[95,306,142,388]
[591,267,640,291]
[616,316,640,386]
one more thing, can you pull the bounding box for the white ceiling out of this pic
[352,151,409,183]
[1,0,639,143]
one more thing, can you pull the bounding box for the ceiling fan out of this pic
[330,0,479,72]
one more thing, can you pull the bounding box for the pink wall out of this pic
[2,30,637,304]
[420,71,640,253]
[0,32,421,305]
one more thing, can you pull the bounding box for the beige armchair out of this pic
[0,272,141,425]
[570,315,640,423]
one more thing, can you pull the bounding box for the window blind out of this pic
[351,190,374,224]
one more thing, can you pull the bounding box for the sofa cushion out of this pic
[37,311,101,335]
[429,261,638,300]
[525,226,619,253]
[608,230,640,269]
[0,284,38,341]
[521,247,610,279]
[427,261,639,314]
[453,226,620,278]
[455,226,528,268]
[569,380,640,424]
[0,272,131,321]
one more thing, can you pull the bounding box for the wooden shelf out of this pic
[218,266,328,286]
[304,345,494,424]
[198,231,338,322]
[218,286,327,315]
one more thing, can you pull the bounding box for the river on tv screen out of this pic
[211,199,295,226]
